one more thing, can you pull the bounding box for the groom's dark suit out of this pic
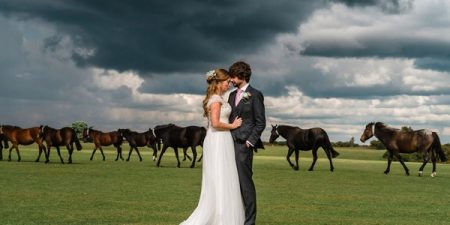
[229,85,265,225]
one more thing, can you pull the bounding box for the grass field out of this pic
[1,144,449,225]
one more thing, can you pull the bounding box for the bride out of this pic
[180,69,245,225]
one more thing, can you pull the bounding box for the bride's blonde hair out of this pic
[202,69,230,118]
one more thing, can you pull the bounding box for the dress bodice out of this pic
[207,94,231,127]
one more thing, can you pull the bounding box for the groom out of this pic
[228,61,266,225]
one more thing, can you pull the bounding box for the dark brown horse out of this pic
[0,133,9,160]
[269,125,339,171]
[360,122,447,177]
[0,125,47,162]
[83,127,123,161]
[117,128,158,161]
[181,127,206,163]
[154,124,205,168]
[40,126,82,164]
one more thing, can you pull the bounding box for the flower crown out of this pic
[205,70,216,80]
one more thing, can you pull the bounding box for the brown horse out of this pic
[269,124,339,171]
[0,133,9,160]
[83,127,123,161]
[117,128,158,161]
[0,125,47,162]
[360,122,447,177]
[154,124,205,168]
[40,126,82,164]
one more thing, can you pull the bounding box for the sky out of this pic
[1,0,450,144]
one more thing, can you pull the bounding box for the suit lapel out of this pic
[229,90,237,111]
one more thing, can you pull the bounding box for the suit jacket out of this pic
[228,85,266,149]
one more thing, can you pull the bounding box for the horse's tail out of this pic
[73,130,83,151]
[432,132,447,162]
[323,131,339,158]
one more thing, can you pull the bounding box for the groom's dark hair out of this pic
[229,61,251,82]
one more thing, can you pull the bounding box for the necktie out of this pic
[235,89,243,106]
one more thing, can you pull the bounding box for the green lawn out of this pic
[0,144,449,225]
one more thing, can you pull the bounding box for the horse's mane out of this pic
[43,125,57,131]
[2,125,22,129]
[278,125,300,131]
[375,122,399,131]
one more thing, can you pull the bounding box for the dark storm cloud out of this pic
[0,0,322,74]
[415,58,450,72]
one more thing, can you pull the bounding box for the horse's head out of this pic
[269,124,279,144]
[118,128,131,136]
[39,125,48,138]
[360,122,375,143]
[82,127,93,142]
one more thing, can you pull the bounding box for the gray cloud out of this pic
[0,0,323,74]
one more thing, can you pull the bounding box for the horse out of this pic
[360,122,447,177]
[117,128,158,161]
[154,124,205,168]
[0,125,47,162]
[180,127,206,163]
[269,124,339,171]
[40,125,82,164]
[0,133,10,160]
[82,127,124,161]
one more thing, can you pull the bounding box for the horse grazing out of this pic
[117,128,158,161]
[360,122,447,177]
[154,124,205,168]
[269,125,339,171]
[0,125,47,162]
[0,133,10,160]
[83,128,123,161]
[40,126,82,164]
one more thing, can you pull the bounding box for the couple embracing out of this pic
[180,61,266,225]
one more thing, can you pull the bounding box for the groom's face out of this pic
[230,76,245,88]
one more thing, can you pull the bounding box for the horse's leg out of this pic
[292,149,299,171]
[393,152,409,176]
[197,152,203,162]
[431,150,437,177]
[67,144,73,164]
[118,145,124,160]
[152,147,157,161]
[15,146,21,162]
[156,145,169,167]
[99,147,105,161]
[286,148,295,169]
[56,146,64,164]
[418,152,429,176]
[323,145,335,172]
[8,145,14,161]
[90,147,97,161]
[308,149,318,171]
[174,147,181,168]
[135,147,142,162]
[190,146,197,168]
[36,144,44,162]
[384,151,393,175]
[126,146,133,161]
[183,147,192,161]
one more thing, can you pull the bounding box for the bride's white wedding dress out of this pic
[180,94,245,225]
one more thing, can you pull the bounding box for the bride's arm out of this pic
[210,102,241,130]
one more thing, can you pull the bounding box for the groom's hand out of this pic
[246,141,253,149]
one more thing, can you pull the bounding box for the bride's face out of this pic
[218,79,231,94]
